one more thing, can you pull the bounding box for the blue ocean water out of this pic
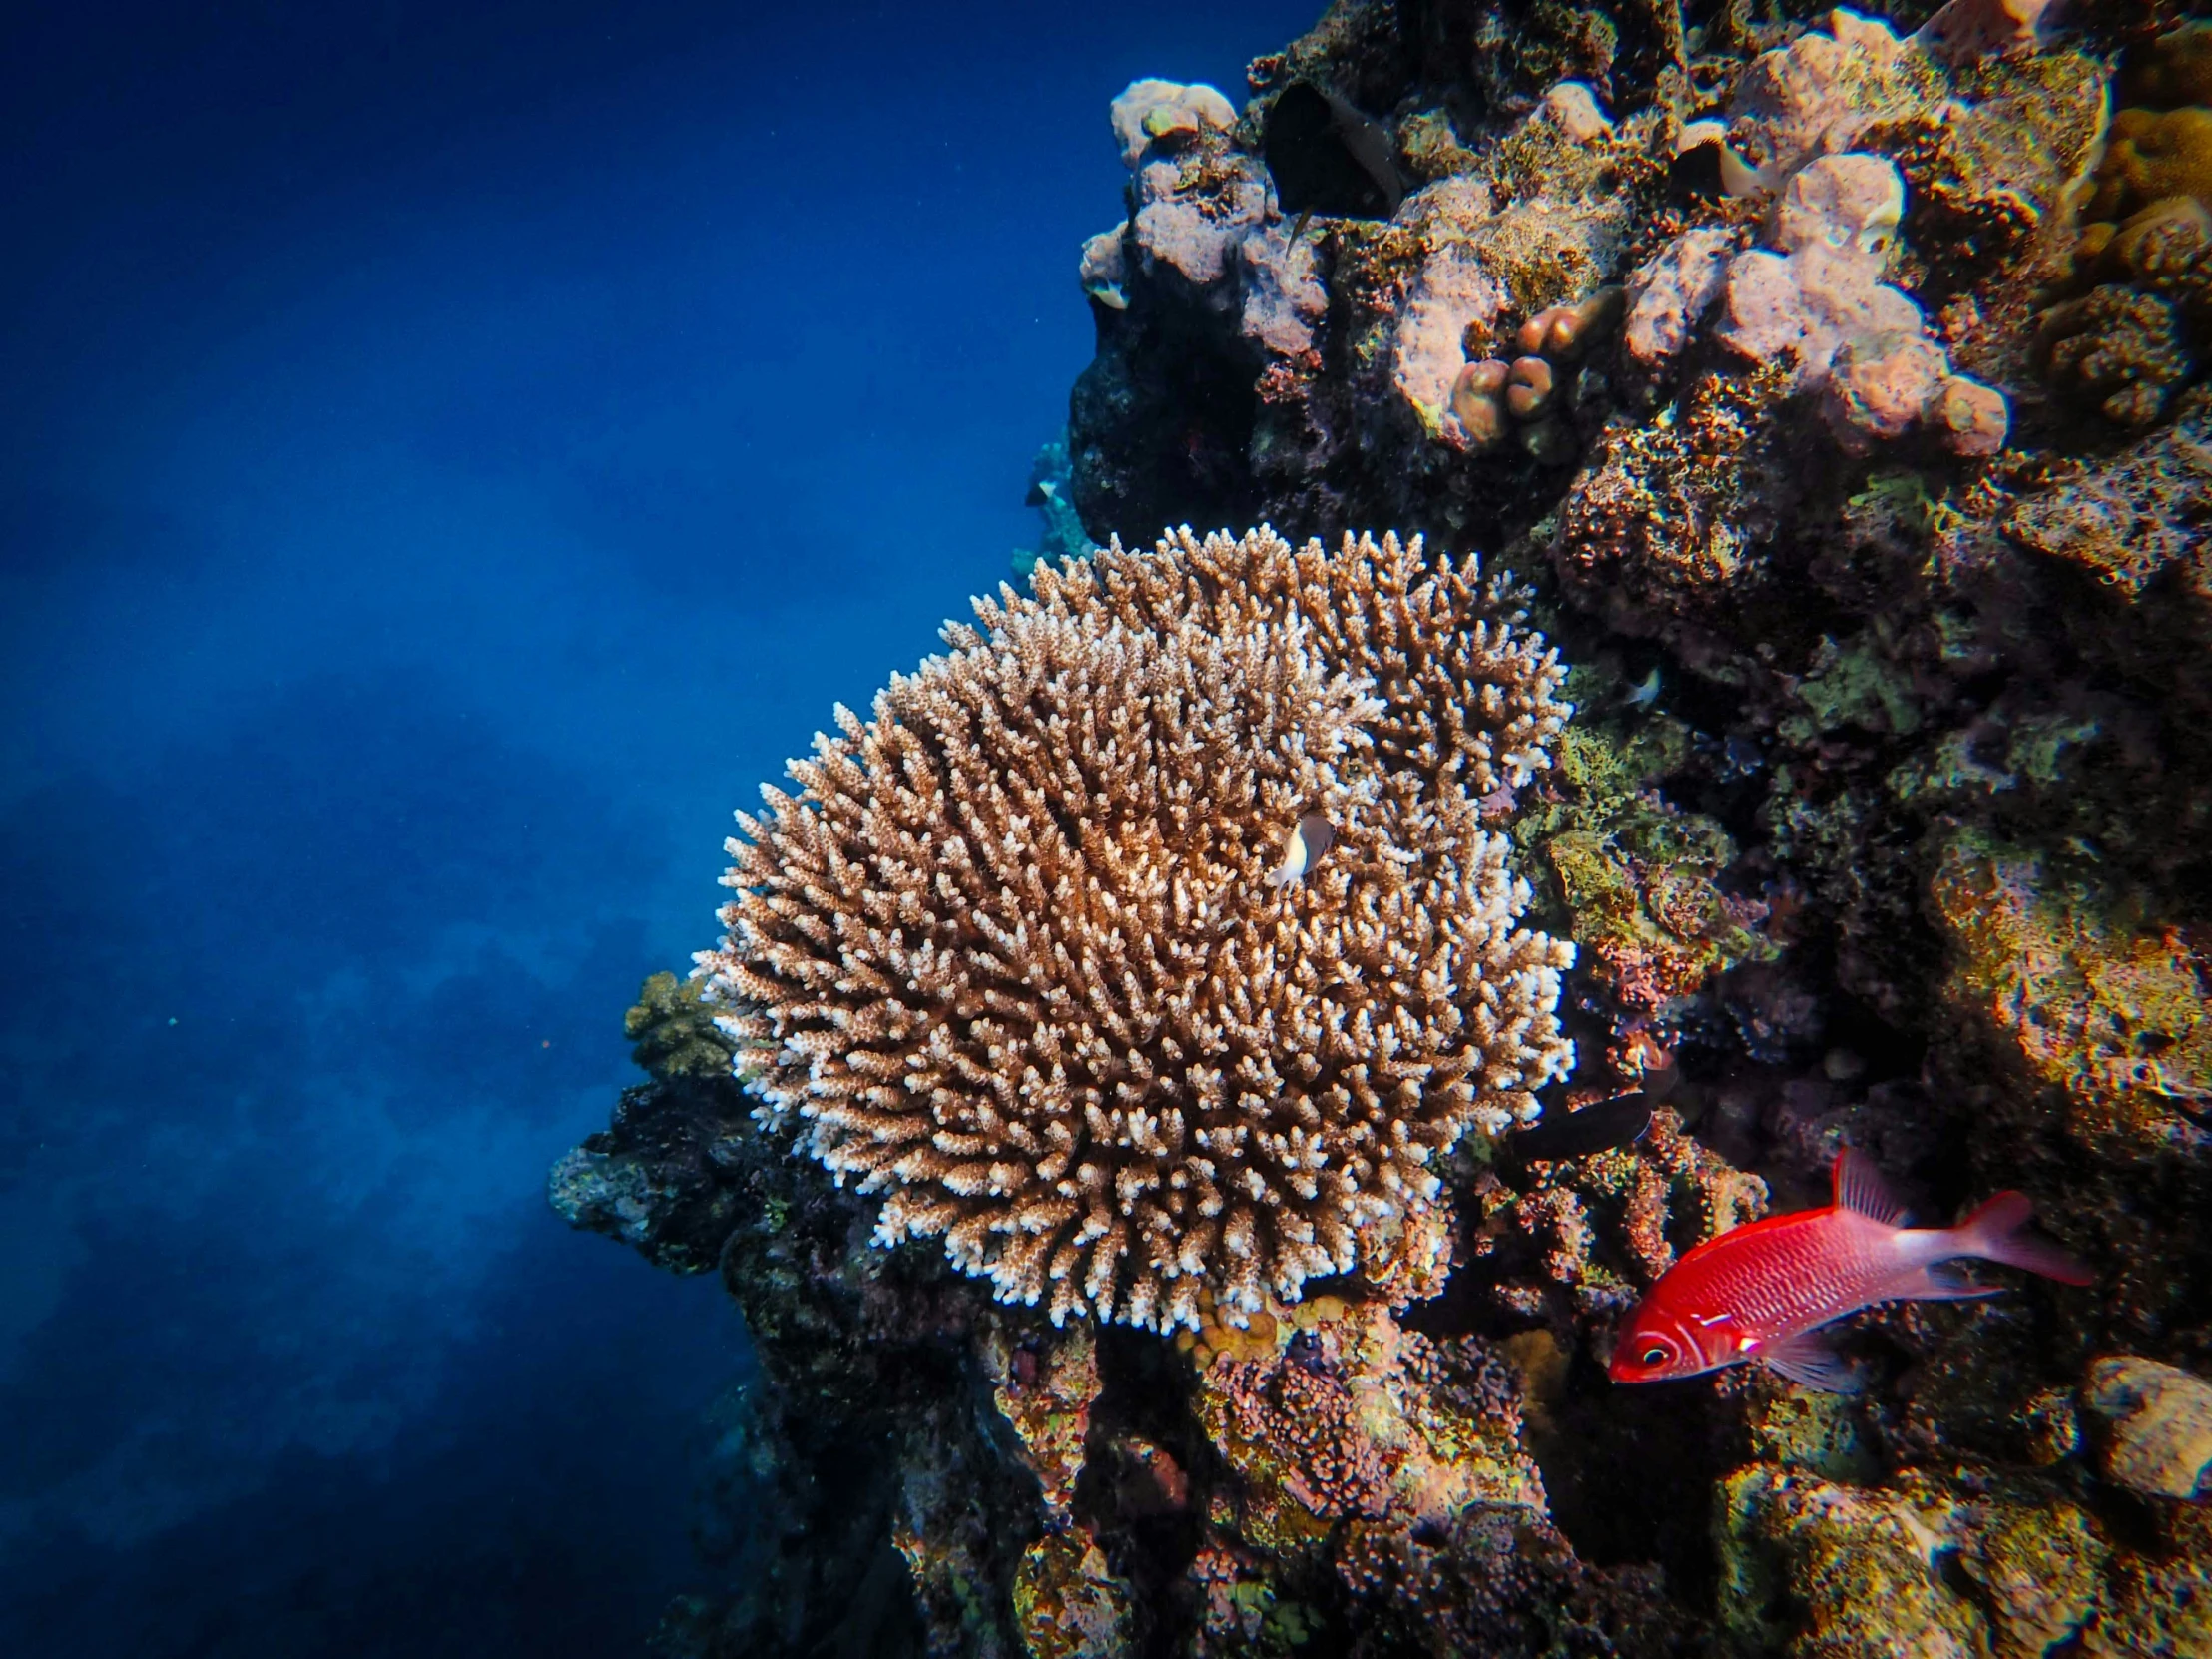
[0,3,1312,1651]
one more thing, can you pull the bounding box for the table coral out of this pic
[706,526,1575,1332]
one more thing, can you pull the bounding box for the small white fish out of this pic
[1267,812,1335,888]
[1623,667,1662,710]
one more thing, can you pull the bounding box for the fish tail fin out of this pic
[1950,1191,2094,1286]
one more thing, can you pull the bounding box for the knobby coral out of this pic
[702,526,1576,1332]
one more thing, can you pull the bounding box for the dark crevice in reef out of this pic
[1069,307,1258,548]
[1525,1351,1736,1605]
[1074,1330,1214,1659]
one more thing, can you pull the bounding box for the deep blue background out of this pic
[0,3,1313,1652]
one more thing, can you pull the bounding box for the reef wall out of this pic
[556,5,2212,1654]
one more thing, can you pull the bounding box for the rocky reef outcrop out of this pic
[557,4,2212,1654]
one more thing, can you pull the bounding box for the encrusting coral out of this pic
[2043,23,2212,428]
[1928,827,2212,1165]
[1469,1106,1770,1327]
[703,526,1575,1333]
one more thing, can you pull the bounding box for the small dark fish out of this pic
[1512,1091,1653,1162]
[1722,735,1765,778]
[1284,1329,1330,1373]
[1264,81,1403,220]
[1667,137,1728,201]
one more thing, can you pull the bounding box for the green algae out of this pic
[1012,1532,1135,1659]
[2090,1506,2212,1658]
[1959,1490,2109,1658]
[1781,629,1923,744]
[1514,710,1775,1016]
[624,969,739,1082]
[1746,1385,1880,1485]
[1719,1468,1988,1659]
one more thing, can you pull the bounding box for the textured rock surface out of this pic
[2084,1354,2212,1502]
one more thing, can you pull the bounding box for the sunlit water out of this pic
[0,3,1312,1651]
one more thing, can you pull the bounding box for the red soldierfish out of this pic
[1609,1149,2092,1393]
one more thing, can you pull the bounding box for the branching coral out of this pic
[705,527,1576,1332]
[2037,285,2193,429]
[2001,397,2212,595]
[1469,1106,1770,1323]
[1552,364,1791,629]
[1194,1299,1550,1559]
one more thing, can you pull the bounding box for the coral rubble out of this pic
[556,7,2212,1654]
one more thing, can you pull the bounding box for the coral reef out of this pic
[1720,1459,2212,1659]
[555,6,2212,1654]
[1514,709,1780,1034]
[705,526,1575,1332]
[1928,827,2212,1164]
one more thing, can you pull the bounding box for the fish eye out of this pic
[1638,1342,1672,1366]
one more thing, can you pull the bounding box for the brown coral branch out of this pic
[704,527,1575,1331]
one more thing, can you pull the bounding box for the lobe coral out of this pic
[703,526,1576,1332]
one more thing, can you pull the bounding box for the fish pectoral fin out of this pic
[1760,1334,1863,1394]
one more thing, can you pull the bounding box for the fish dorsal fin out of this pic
[1831,1148,1907,1227]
